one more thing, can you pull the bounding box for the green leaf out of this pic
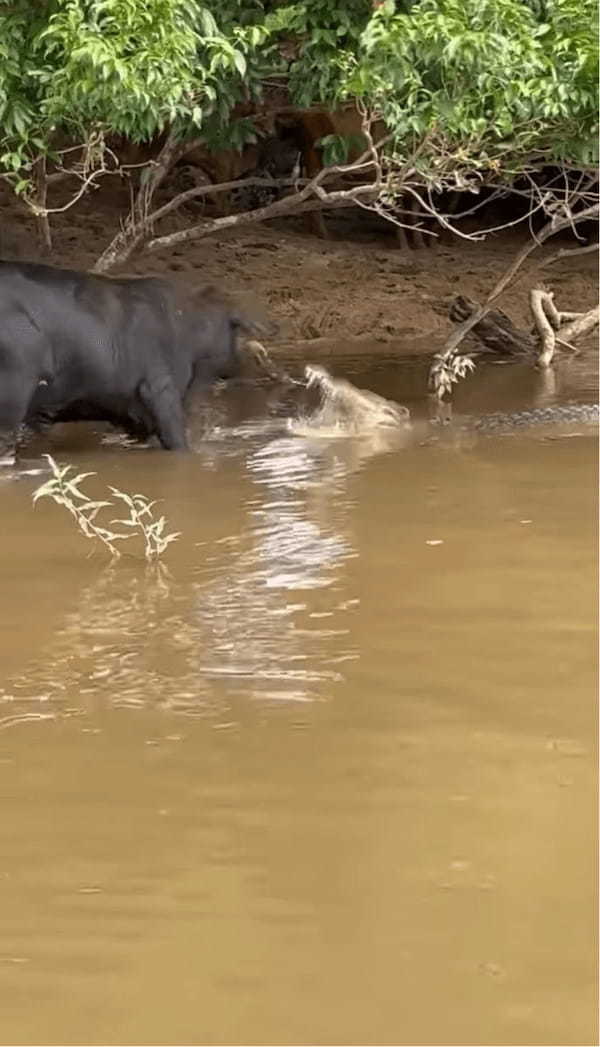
[233,50,246,77]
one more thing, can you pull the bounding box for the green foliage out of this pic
[345,0,598,171]
[0,0,252,191]
[36,0,203,139]
[0,0,596,205]
[204,0,597,174]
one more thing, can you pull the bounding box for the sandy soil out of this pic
[1,184,597,359]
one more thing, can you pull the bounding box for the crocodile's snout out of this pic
[305,365,331,390]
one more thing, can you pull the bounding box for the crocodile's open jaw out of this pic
[301,364,411,433]
[305,365,332,391]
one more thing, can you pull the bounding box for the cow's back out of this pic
[0,261,173,384]
[0,261,255,454]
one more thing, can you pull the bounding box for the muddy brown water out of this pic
[0,351,597,1046]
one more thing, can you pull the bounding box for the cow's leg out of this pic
[395,221,411,251]
[0,322,50,463]
[407,195,426,250]
[439,190,461,245]
[0,372,35,465]
[307,210,329,239]
[139,377,188,451]
[122,418,153,444]
[298,114,333,240]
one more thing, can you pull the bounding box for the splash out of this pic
[288,365,412,438]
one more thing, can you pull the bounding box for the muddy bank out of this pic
[1,185,597,358]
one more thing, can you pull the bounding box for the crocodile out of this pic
[292,364,598,438]
[433,402,599,433]
[288,364,411,437]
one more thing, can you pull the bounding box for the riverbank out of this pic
[1,186,597,358]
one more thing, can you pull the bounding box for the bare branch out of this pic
[144,174,310,226]
[94,116,393,270]
[537,241,599,269]
[21,130,162,221]
[83,105,598,278]
[487,203,599,303]
[46,170,76,186]
[559,305,600,343]
[145,188,374,254]
[26,165,110,215]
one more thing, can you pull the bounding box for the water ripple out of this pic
[0,430,361,718]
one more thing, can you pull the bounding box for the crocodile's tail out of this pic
[469,403,599,432]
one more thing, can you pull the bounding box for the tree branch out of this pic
[537,241,599,269]
[94,130,391,270]
[559,305,599,343]
[145,190,372,254]
[145,174,310,226]
[430,203,600,389]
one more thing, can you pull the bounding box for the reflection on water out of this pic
[2,428,396,714]
[338,349,599,416]
[194,437,359,703]
[0,352,596,1046]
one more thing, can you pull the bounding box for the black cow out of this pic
[0,260,267,460]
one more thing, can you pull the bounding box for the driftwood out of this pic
[450,292,599,368]
[449,295,535,356]
[559,305,600,344]
[530,289,561,366]
[432,205,599,385]
[428,206,600,397]
[529,292,599,366]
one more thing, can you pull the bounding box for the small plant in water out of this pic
[108,486,181,560]
[33,455,180,561]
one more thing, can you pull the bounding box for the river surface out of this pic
[0,352,597,1046]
